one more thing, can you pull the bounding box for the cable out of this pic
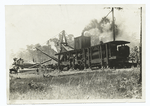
[103,9,112,19]
[32,30,64,50]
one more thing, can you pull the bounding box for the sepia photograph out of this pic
[5,4,145,104]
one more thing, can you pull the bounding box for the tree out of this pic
[129,46,139,66]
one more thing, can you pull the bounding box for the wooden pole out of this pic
[139,7,142,83]
[112,7,115,41]
[105,44,109,68]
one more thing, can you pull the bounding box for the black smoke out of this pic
[82,17,119,40]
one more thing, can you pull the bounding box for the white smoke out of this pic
[84,31,91,36]
[99,31,113,42]
[48,40,58,53]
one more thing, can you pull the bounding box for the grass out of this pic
[9,67,142,100]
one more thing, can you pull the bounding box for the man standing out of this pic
[36,68,39,75]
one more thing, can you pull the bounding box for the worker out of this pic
[36,68,39,75]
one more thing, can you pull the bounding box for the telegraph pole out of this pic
[139,7,142,83]
[112,7,115,41]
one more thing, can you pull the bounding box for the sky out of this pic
[5,5,143,55]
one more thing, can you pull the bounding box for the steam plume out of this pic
[82,16,119,43]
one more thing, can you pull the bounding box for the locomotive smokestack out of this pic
[112,7,115,41]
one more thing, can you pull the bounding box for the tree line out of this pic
[11,34,74,64]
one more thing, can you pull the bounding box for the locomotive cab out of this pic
[108,41,130,58]
[107,41,130,68]
[118,44,130,57]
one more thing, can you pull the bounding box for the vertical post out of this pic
[63,30,67,45]
[88,48,91,67]
[105,44,109,67]
[90,48,92,68]
[139,7,142,83]
[109,44,111,57]
[98,45,101,65]
[59,30,67,52]
[112,7,115,41]
[75,51,78,69]
[100,44,103,67]
[73,53,75,69]
[83,49,86,68]
[69,52,71,68]
[59,34,62,52]
[90,47,92,63]
[58,54,60,71]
